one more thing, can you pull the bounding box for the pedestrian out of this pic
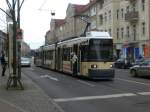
[0,51,7,76]
[72,52,78,64]
[71,52,78,75]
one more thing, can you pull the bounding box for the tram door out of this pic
[57,47,63,71]
[73,44,80,75]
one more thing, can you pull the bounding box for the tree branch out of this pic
[19,0,25,10]
[6,0,12,10]
[0,8,12,19]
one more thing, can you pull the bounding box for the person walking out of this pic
[71,52,78,75]
[0,51,7,76]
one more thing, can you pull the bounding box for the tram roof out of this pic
[43,44,55,50]
[57,35,112,47]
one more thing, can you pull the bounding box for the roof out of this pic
[57,31,112,47]
[54,19,66,27]
[73,4,87,14]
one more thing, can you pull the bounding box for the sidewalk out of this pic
[0,68,64,112]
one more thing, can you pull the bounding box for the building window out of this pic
[109,10,111,20]
[142,22,145,35]
[126,6,129,13]
[117,9,119,20]
[132,3,136,12]
[105,12,107,22]
[121,8,124,19]
[126,26,130,38]
[99,15,103,25]
[133,25,136,40]
[99,2,103,9]
[109,29,112,36]
[121,27,124,38]
[117,28,119,39]
[142,0,145,11]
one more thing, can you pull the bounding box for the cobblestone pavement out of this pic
[0,68,64,112]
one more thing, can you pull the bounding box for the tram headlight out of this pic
[91,64,97,68]
[110,64,113,68]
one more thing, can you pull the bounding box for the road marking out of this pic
[138,92,150,95]
[77,80,95,87]
[116,78,150,86]
[40,75,59,81]
[54,93,136,102]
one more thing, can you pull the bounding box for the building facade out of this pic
[45,0,150,61]
[0,30,7,53]
[21,41,30,57]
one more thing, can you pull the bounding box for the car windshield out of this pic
[117,59,124,61]
[21,58,30,61]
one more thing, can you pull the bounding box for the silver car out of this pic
[130,58,150,77]
[21,57,31,67]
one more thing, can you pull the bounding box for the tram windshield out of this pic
[81,39,113,61]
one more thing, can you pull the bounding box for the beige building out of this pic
[45,3,91,44]
[45,0,150,61]
[88,0,150,60]
[21,41,30,57]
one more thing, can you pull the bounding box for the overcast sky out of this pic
[0,0,89,49]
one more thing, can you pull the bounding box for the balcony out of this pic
[125,11,139,22]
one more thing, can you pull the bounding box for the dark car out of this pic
[114,58,132,69]
[130,58,150,77]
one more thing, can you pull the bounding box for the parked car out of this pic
[114,58,132,69]
[130,58,150,77]
[21,57,31,67]
[131,58,144,66]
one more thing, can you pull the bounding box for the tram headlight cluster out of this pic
[91,64,97,68]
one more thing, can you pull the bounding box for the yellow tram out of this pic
[35,31,115,79]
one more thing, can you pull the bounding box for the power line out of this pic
[38,0,47,10]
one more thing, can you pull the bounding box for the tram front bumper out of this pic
[88,69,115,79]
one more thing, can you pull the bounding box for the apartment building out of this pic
[46,3,91,44]
[45,0,150,61]
[95,0,150,60]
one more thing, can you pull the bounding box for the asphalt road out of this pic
[22,66,150,112]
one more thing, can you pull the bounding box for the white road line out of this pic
[138,92,150,95]
[116,78,150,86]
[77,80,95,87]
[54,93,136,102]
[40,75,59,81]
[49,76,59,81]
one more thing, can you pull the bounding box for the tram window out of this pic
[80,45,88,61]
[47,50,54,60]
[88,39,113,61]
[63,48,70,61]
